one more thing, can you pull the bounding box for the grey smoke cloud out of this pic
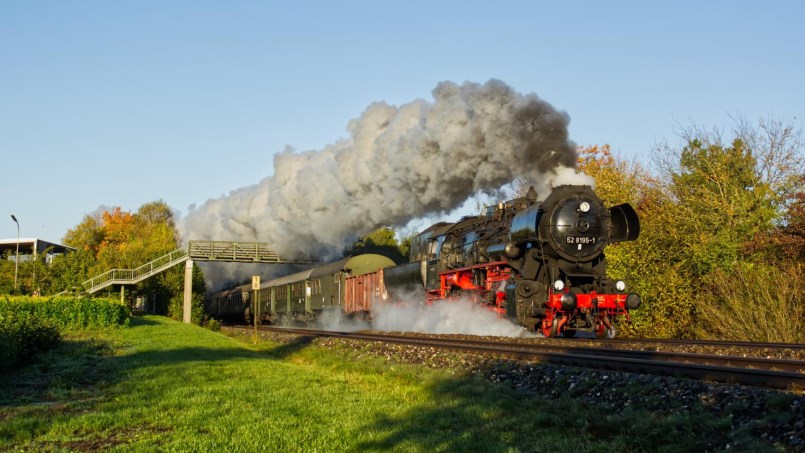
[181,79,585,286]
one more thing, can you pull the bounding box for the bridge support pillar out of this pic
[183,260,194,323]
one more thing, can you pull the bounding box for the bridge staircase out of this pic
[82,249,189,294]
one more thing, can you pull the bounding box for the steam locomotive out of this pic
[207,184,641,338]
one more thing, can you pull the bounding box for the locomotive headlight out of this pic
[615,280,626,292]
[579,201,591,213]
[553,280,565,291]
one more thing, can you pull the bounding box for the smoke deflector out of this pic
[608,203,640,242]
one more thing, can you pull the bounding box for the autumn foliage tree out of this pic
[56,200,204,318]
[63,201,180,277]
[744,174,805,262]
[661,120,803,341]
[575,118,803,341]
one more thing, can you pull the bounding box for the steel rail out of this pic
[244,326,805,389]
[605,337,805,351]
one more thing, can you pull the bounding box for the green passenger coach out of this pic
[241,254,395,324]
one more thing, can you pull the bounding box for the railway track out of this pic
[236,326,805,390]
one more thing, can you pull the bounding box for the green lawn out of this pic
[0,315,782,452]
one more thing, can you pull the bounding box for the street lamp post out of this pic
[10,214,19,292]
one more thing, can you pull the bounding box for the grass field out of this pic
[0,315,788,452]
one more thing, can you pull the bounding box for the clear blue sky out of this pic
[2,1,803,242]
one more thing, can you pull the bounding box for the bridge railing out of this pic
[188,240,316,264]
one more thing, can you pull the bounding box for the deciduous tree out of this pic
[345,227,409,263]
[669,138,776,274]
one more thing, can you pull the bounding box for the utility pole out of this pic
[10,214,19,292]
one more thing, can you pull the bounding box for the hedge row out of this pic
[0,313,60,371]
[0,296,130,371]
[0,296,131,330]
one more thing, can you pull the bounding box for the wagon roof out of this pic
[262,267,317,288]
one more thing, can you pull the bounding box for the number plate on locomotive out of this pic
[566,236,596,244]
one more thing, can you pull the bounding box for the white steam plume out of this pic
[372,298,533,338]
[312,295,531,338]
[181,79,584,287]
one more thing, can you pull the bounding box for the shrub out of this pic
[167,293,205,325]
[205,318,222,332]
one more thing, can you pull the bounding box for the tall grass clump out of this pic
[695,263,804,342]
[0,295,131,330]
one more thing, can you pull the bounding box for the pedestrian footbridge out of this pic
[79,240,316,323]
